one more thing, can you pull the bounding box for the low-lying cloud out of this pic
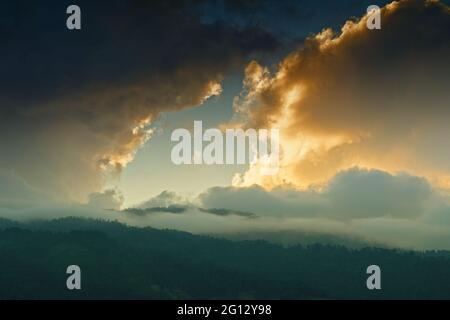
[107,168,450,250]
[2,167,450,250]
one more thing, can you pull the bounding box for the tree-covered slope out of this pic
[0,218,449,299]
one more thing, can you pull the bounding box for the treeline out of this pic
[0,217,449,299]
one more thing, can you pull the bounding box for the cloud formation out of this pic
[0,0,278,202]
[2,0,450,251]
[114,168,450,250]
[201,168,434,220]
[230,0,450,190]
[78,166,448,250]
[2,167,450,250]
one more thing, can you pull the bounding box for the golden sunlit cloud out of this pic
[230,0,450,191]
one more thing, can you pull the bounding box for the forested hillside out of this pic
[0,218,449,299]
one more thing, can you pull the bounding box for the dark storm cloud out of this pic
[0,0,278,201]
[0,0,278,104]
[197,0,394,44]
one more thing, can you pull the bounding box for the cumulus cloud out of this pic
[201,168,434,220]
[0,0,278,202]
[324,168,432,219]
[200,184,321,218]
[230,0,450,190]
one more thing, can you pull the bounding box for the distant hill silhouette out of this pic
[0,217,449,299]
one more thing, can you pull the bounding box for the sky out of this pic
[1,0,450,250]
